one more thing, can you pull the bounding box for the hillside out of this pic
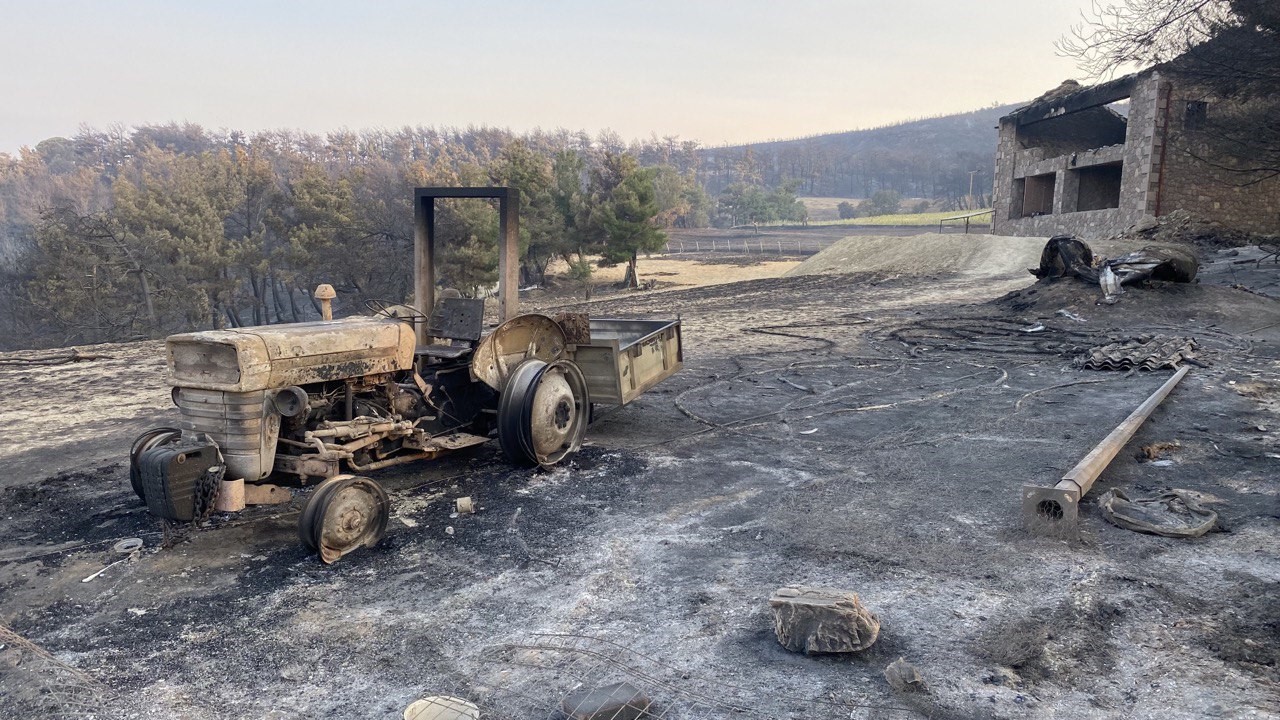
[698,103,1022,203]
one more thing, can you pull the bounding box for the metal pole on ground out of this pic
[1022,365,1191,531]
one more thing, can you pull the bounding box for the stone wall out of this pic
[991,119,1018,229]
[1155,83,1280,235]
[993,207,1146,241]
[994,72,1161,239]
[988,73,1162,238]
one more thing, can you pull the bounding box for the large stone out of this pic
[560,681,652,720]
[769,585,880,654]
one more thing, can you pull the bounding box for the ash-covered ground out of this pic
[1,246,1279,719]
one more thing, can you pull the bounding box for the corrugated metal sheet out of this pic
[1075,334,1201,371]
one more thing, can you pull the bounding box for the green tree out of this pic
[280,161,361,318]
[491,139,559,285]
[550,149,596,269]
[597,159,666,288]
[29,206,158,343]
[650,164,711,229]
[111,149,231,330]
[716,183,771,230]
[862,189,902,216]
[766,181,807,224]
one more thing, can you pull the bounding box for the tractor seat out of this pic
[415,297,485,364]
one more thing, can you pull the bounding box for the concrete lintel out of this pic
[1014,144,1126,180]
[1013,75,1138,127]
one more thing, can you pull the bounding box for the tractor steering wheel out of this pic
[365,299,430,325]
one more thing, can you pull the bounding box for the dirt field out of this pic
[1,237,1278,719]
[535,254,803,301]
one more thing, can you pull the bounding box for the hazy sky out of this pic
[1,0,1097,153]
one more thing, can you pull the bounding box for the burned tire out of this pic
[298,475,390,564]
[497,359,589,467]
[129,428,181,501]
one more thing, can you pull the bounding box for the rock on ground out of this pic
[769,586,880,654]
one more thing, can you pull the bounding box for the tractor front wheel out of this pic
[298,475,390,564]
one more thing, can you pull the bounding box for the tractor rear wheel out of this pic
[497,359,589,467]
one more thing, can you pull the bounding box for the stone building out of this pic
[992,67,1280,238]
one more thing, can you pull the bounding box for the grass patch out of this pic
[974,615,1051,673]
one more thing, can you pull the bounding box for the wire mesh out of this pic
[0,623,106,719]
[454,633,914,719]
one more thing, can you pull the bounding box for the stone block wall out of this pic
[993,207,1146,241]
[1155,83,1280,235]
[994,73,1161,239]
[991,119,1019,229]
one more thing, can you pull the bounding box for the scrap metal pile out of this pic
[1031,234,1199,303]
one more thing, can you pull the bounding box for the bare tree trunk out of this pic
[269,272,288,324]
[305,285,321,315]
[285,283,301,322]
[248,269,263,325]
[136,268,157,336]
[208,291,224,329]
[622,252,638,289]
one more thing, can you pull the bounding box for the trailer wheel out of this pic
[129,428,181,501]
[498,359,589,467]
[298,475,390,564]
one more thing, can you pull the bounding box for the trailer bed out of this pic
[573,318,682,406]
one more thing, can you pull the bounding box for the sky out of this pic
[0,0,1098,153]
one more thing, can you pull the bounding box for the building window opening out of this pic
[1016,102,1128,154]
[1185,100,1207,131]
[1022,173,1056,217]
[1009,178,1026,219]
[1073,162,1123,211]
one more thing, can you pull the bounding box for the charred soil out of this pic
[1,246,1278,719]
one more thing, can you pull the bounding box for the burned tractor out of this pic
[130,187,682,562]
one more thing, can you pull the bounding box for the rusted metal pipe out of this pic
[347,451,437,472]
[1023,365,1190,530]
[307,420,405,439]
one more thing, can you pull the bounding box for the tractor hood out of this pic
[167,317,415,392]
